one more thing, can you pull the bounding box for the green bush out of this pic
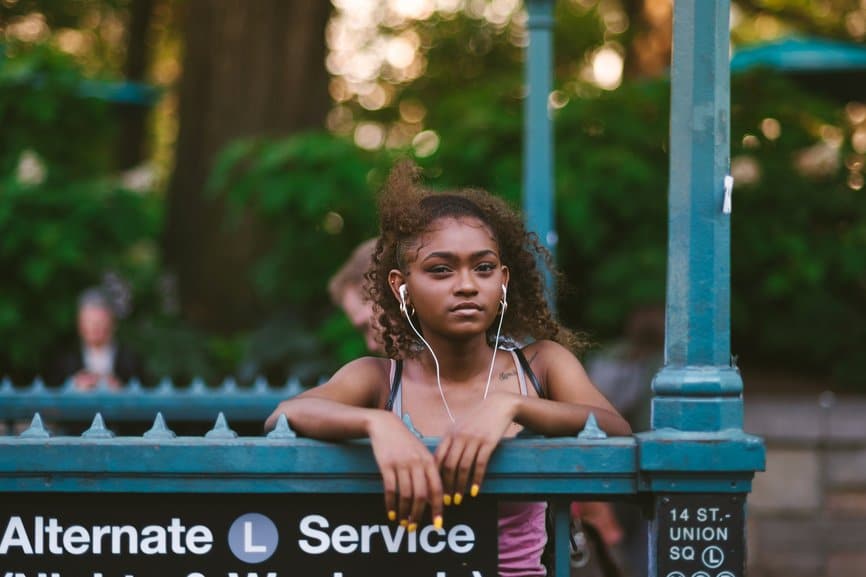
[0,42,116,179]
[208,132,394,376]
[4,34,863,390]
[414,78,670,340]
[410,73,866,387]
[728,72,866,386]
[0,41,164,384]
[0,177,161,382]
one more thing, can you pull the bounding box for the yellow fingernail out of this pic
[443,494,452,506]
[400,519,408,527]
[408,522,417,533]
[454,493,463,506]
[433,515,443,530]
[470,484,480,497]
[387,510,396,522]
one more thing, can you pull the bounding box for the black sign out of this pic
[0,493,496,577]
[655,494,744,577]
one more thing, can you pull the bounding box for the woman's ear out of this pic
[388,270,406,304]
[501,265,510,290]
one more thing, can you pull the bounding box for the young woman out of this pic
[266,163,631,576]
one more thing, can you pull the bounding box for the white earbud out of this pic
[500,284,508,312]
[398,284,408,313]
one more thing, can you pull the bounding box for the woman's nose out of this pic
[454,269,478,295]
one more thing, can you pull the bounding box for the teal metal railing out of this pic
[0,376,303,425]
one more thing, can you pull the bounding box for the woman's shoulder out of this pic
[519,339,588,379]
[520,339,575,361]
[316,356,394,408]
[332,356,393,380]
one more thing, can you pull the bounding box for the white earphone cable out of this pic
[400,283,507,423]
[402,303,454,423]
[482,299,507,400]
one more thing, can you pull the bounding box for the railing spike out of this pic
[190,376,207,394]
[144,412,176,439]
[82,413,115,439]
[220,376,238,393]
[285,376,303,397]
[401,412,423,439]
[156,377,173,394]
[20,413,50,438]
[30,376,46,392]
[127,377,143,392]
[62,376,76,391]
[577,412,608,440]
[267,414,296,439]
[253,375,269,393]
[205,412,237,439]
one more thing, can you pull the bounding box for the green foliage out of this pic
[418,72,866,387]
[208,132,392,377]
[209,132,390,306]
[552,80,670,335]
[413,78,669,338]
[547,72,865,388]
[221,67,862,388]
[5,1,865,390]
[0,176,161,380]
[0,39,166,383]
[0,42,116,179]
[729,72,866,386]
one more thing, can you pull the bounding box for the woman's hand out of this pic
[367,411,444,530]
[434,391,518,504]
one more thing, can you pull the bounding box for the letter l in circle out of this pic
[244,521,267,553]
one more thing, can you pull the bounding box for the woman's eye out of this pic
[429,265,451,274]
[476,263,496,272]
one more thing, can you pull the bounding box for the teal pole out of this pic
[640,9,763,577]
[651,0,743,432]
[523,0,556,306]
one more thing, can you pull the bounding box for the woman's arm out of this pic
[514,339,632,436]
[264,357,443,528]
[264,357,388,436]
[435,341,632,499]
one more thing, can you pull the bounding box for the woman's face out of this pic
[395,216,508,341]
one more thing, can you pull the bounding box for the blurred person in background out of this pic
[587,304,664,434]
[584,303,665,577]
[53,287,145,390]
[328,238,385,355]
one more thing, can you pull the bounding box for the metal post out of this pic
[523,0,556,306]
[652,0,742,433]
[639,3,765,577]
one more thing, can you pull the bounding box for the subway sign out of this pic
[0,493,496,577]
[656,494,745,577]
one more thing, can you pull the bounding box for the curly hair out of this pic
[367,161,585,358]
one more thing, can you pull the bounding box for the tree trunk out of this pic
[117,0,154,170]
[163,0,331,332]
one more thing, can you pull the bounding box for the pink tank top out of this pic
[498,501,548,577]
[389,350,549,576]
